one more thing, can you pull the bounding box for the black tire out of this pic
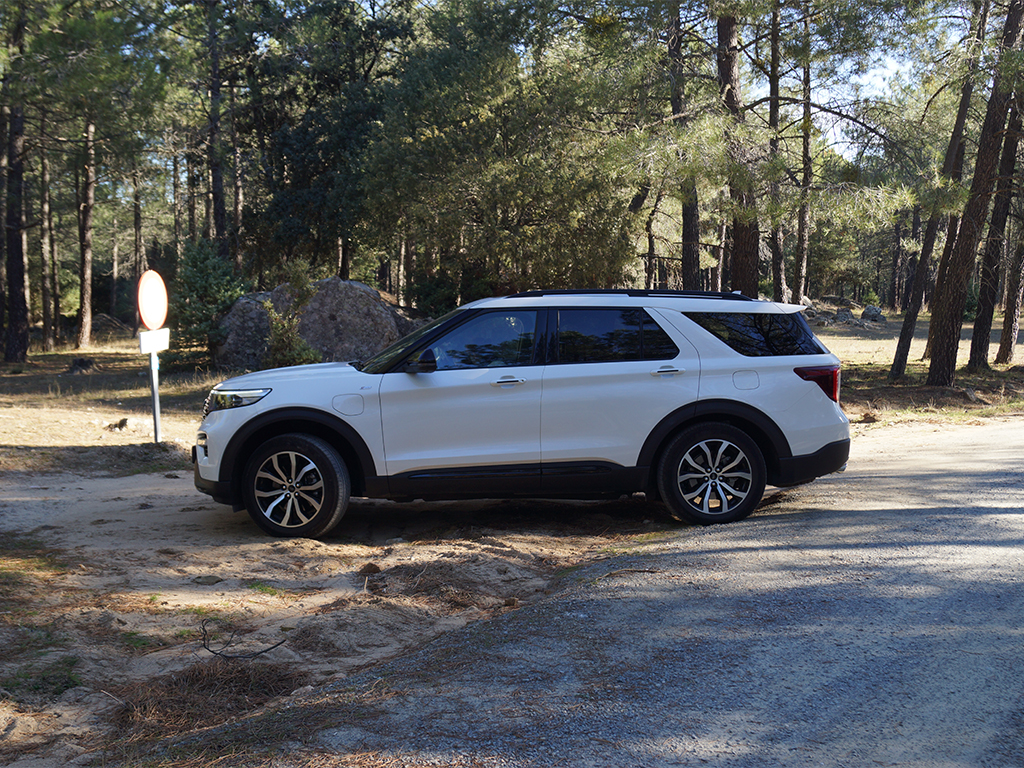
[657,423,766,525]
[242,433,350,538]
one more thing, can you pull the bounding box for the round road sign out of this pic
[138,270,168,330]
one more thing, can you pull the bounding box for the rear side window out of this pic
[684,311,825,356]
[557,309,679,363]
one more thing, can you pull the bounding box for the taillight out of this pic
[795,365,841,403]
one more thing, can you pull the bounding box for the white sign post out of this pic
[137,271,170,444]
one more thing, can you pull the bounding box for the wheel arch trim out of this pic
[638,400,792,487]
[218,407,379,502]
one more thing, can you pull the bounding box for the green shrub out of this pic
[262,262,323,369]
[169,240,249,364]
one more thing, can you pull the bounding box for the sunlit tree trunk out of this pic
[669,4,700,289]
[77,119,97,349]
[717,14,759,297]
[110,215,118,318]
[995,240,1023,363]
[968,102,1021,370]
[890,0,989,381]
[768,2,789,303]
[793,11,812,303]
[40,112,54,351]
[927,0,1024,387]
[231,86,244,270]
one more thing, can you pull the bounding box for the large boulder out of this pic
[213,293,272,370]
[862,305,887,323]
[213,279,424,370]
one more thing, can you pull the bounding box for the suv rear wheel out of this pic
[242,433,350,538]
[658,423,766,525]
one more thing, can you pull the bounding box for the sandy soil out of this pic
[0,457,668,765]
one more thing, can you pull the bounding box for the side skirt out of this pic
[383,462,649,502]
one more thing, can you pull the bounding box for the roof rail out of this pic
[507,289,757,301]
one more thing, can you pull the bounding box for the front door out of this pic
[379,309,543,496]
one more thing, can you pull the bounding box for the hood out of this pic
[215,361,364,390]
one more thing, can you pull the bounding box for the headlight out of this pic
[203,388,271,416]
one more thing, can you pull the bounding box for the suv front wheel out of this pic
[242,433,350,538]
[658,423,766,525]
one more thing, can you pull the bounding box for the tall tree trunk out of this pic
[644,188,665,289]
[768,2,789,303]
[0,106,6,348]
[968,102,1021,370]
[4,100,27,363]
[927,0,1024,387]
[717,14,759,297]
[890,2,988,379]
[133,166,144,278]
[902,207,922,309]
[207,0,229,260]
[793,10,812,303]
[889,217,904,311]
[680,182,701,290]
[76,119,97,349]
[995,239,1024,363]
[3,0,27,363]
[49,187,59,340]
[40,114,54,351]
[669,5,701,289]
[338,237,351,280]
[173,153,182,262]
[231,86,244,271]
[110,215,118,318]
[187,143,198,242]
[133,165,144,335]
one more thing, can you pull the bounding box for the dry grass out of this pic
[100,671,406,768]
[814,312,1024,424]
[109,657,309,737]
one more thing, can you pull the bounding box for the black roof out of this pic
[507,289,757,301]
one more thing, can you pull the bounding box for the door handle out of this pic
[491,377,527,387]
[650,367,684,377]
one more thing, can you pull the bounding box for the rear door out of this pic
[540,307,700,471]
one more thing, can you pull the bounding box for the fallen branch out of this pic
[200,619,287,660]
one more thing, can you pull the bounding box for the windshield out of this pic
[355,309,463,374]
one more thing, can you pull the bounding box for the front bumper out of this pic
[192,445,235,506]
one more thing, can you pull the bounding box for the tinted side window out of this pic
[642,312,680,359]
[683,311,826,356]
[433,311,538,369]
[557,309,679,363]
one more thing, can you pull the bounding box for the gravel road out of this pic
[275,418,1024,767]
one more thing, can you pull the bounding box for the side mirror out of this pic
[403,348,437,374]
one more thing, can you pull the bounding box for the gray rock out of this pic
[213,279,424,371]
[212,292,272,370]
[835,307,855,323]
[280,279,402,364]
[862,305,887,322]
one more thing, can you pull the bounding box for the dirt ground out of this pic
[0,315,1021,766]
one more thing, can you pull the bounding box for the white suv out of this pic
[193,290,849,538]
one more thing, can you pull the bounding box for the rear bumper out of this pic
[772,438,850,487]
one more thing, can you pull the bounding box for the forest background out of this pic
[1,0,1023,388]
